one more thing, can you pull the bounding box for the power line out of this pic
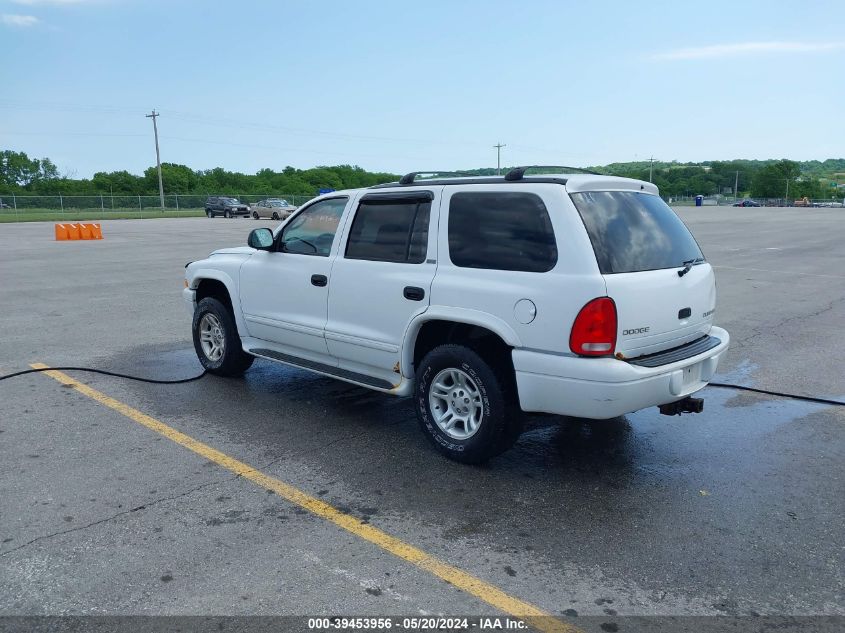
[0,100,600,165]
[145,110,165,210]
[0,100,488,150]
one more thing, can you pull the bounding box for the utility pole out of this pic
[785,179,789,206]
[734,170,739,201]
[145,110,165,210]
[649,156,655,182]
[493,143,506,175]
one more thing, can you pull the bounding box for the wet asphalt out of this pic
[0,209,842,622]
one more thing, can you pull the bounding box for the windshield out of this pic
[570,191,704,274]
[223,198,240,204]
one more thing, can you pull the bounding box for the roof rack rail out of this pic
[398,170,477,185]
[504,165,601,181]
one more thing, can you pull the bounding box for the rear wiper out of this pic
[678,257,704,277]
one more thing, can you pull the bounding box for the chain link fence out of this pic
[3,191,842,219]
[667,194,844,207]
[0,193,318,219]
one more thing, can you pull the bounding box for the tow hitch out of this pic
[659,396,704,416]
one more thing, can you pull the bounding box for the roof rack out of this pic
[504,165,601,181]
[398,170,478,185]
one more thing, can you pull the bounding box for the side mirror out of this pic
[248,228,274,251]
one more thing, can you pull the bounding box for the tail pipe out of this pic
[659,396,704,416]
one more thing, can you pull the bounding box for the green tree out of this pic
[91,170,144,194]
[751,160,801,198]
[0,150,59,188]
[143,163,198,194]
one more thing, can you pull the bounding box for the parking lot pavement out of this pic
[0,211,843,622]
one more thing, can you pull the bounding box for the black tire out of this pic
[192,297,254,376]
[272,212,280,220]
[414,344,522,464]
[252,211,259,219]
[206,209,213,218]
[224,210,231,218]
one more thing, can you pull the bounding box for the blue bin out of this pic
[695,195,703,207]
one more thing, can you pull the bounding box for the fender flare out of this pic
[401,307,522,378]
[191,269,249,335]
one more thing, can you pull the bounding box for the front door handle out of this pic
[403,286,425,301]
[311,274,328,287]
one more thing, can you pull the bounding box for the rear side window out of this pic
[345,198,431,264]
[448,192,557,272]
[570,191,704,274]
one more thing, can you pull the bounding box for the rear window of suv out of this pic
[448,192,557,272]
[570,191,704,274]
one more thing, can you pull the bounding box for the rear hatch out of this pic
[570,189,716,359]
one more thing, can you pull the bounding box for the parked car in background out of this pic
[732,199,760,207]
[252,199,296,220]
[205,196,251,218]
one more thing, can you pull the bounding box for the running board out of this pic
[248,347,394,390]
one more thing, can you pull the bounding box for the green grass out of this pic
[0,209,207,223]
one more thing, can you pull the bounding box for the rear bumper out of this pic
[513,326,730,419]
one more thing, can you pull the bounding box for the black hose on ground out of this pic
[0,366,207,384]
[1,367,842,407]
[707,383,845,407]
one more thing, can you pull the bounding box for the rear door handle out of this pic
[403,286,425,301]
[311,274,328,287]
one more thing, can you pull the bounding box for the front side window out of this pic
[447,192,557,272]
[280,197,348,256]
[570,191,704,274]
[345,197,431,264]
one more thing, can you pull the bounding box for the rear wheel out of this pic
[414,344,522,464]
[192,297,254,376]
[252,211,259,219]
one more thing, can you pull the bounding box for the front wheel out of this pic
[414,344,522,464]
[224,210,231,218]
[206,209,213,218]
[271,212,280,220]
[192,297,254,376]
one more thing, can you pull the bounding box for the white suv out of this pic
[183,168,729,463]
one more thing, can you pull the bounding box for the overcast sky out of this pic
[2,0,844,178]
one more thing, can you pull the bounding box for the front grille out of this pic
[628,335,721,368]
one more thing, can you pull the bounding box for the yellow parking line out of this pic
[31,363,578,633]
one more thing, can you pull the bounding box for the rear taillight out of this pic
[569,297,617,356]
